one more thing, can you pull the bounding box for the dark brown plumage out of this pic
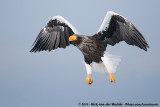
[30,11,149,67]
[71,35,106,64]
[30,11,149,85]
[30,19,74,52]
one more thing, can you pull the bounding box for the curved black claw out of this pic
[89,80,93,85]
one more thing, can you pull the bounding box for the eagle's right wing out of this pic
[30,16,79,52]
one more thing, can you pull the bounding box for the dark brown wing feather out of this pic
[30,17,76,52]
[97,15,149,51]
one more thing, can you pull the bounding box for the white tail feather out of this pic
[91,53,121,74]
[102,52,121,74]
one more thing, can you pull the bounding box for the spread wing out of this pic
[97,11,149,51]
[30,16,79,52]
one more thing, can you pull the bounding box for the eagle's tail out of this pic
[102,52,121,74]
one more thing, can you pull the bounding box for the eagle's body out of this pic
[30,11,149,85]
[73,35,106,64]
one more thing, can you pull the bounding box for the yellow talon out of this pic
[109,73,115,83]
[86,74,93,85]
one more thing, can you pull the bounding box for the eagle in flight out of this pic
[30,11,149,85]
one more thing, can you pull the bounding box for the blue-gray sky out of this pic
[0,0,160,107]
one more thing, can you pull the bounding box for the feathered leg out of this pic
[84,63,93,85]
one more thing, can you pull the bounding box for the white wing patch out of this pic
[50,16,79,34]
[98,11,126,32]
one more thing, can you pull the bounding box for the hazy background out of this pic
[0,0,160,107]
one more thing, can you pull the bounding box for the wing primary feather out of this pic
[36,34,51,51]
[54,32,60,49]
[40,33,50,51]
[52,31,58,50]
[30,15,79,52]
[45,34,52,51]
[64,27,70,45]
[30,34,47,52]
[32,28,45,46]
[96,11,149,51]
[48,32,56,51]
[60,28,66,48]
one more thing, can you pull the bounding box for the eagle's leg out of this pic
[109,73,115,83]
[84,62,93,85]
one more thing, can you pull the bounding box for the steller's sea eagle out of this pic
[30,11,149,85]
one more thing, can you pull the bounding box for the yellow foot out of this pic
[109,73,115,83]
[86,74,93,85]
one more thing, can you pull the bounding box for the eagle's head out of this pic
[69,34,83,46]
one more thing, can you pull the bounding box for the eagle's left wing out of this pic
[96,11,149,51]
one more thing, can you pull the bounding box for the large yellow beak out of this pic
[69,35,77,41]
